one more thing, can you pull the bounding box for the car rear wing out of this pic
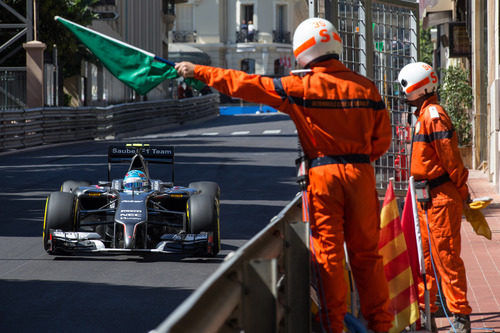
[107,144,175,182]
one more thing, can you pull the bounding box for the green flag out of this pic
[55,16,204,95]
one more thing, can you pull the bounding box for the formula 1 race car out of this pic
[43,144,220,256]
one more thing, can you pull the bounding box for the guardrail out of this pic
[0,94,218,152]
[151,193,311,333]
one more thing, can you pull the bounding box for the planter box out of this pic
[459,145,473,169]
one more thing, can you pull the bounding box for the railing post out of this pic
[284,220,311,333]
[242,258,278,332]
[23,40,46,108]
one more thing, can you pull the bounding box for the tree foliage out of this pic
[438,65,474,146]
[1,0,97,77]
[419,22,433,65]
[39,0,98,77]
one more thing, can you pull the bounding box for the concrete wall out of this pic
[194,0,221,44]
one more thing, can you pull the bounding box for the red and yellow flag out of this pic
[379,180,420,333]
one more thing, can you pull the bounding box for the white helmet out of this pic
[398,62,438,100]
[293,18,342,68]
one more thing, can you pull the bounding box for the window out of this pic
[241,4,254,25]
[276,4,287,32]
[175,4,193,32]
[274,59,284,76]
[273,4,290,43]
[90,63,98,102]
[162,0,175,15]
[241,59,255,73]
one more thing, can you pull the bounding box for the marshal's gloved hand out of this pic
[463,197,493,240]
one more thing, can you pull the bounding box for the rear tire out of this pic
[61,180,90,193]
[187,192,220,256]
[43,192,76,253]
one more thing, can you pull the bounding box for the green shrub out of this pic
[438,65,473,146]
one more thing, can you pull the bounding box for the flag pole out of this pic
[154,55,176,67]
[409,176,431,331]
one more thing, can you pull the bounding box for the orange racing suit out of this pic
[411,95,471,315]
[194,58,393,332]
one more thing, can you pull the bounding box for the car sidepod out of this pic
[61,180,91,193]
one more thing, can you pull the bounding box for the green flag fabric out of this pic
[55,16,204,95]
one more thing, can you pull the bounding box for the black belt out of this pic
[310,154,370,168]
[428,173,451,189]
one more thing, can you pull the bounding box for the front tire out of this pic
[43,192,76,253]
[187,193,220,256]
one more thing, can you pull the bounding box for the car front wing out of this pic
[46,229,213,255]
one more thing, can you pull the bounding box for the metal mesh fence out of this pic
[0,69,26,110]
[335,0,418,192]
[338,1,367,75]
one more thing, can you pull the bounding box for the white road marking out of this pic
[126,129,289,138]
[263,129,281,134]
[168,133,189,137]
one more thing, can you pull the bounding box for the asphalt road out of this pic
[0,113,300,332]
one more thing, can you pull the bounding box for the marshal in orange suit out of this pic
[398,62,472,333]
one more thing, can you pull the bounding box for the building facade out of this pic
[170,0,308,76]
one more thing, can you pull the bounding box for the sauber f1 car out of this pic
[43,144,220,256]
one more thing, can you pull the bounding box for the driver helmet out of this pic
[398,62,438,101]
[293,17,342,68]
[123,170,148,191]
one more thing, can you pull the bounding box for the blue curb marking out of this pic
[219,105,278,115]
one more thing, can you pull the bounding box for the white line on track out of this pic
[262,129,281,134]
[201,132,219,136]
[167,133,189,137]
[231,131,250,135]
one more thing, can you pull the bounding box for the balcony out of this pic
[172,31,197,43]
[272,30,291,44]
[236,30,259,43]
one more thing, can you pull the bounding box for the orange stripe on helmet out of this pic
[406,77,430,93]
[333,32,342,43]
[294,36,316,57]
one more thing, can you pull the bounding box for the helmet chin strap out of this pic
[405,92,435,113]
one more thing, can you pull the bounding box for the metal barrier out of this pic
[0,68,26,110]
[0,94,218,152]
[152,193,310,333]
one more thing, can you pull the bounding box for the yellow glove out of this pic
[463,197,493,240]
